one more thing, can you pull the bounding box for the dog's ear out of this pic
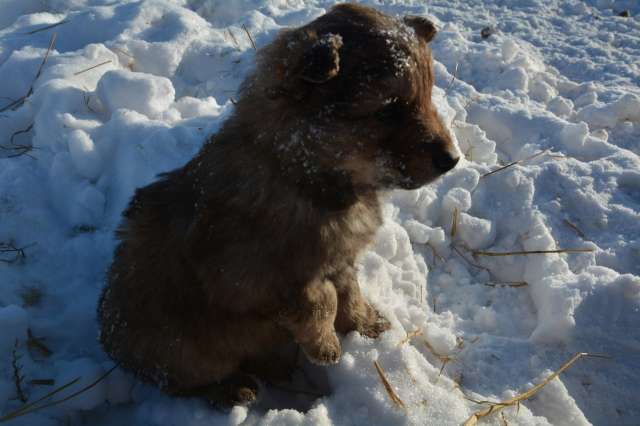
[404,16,437,43]
[299,31,343,84]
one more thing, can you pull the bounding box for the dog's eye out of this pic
[375,98,405,121]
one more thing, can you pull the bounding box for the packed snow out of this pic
[0,1,639,425]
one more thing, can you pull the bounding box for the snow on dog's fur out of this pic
[98,4,458,406]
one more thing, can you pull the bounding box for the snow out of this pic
[0,0,639,425]
[97,70,176,119]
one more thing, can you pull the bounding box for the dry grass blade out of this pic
[472,248,594,257]
[112,47,134,58]
[0,364,118,422]
[423,340,454,376]
[227,28,240,49]
[563,219,586,239]
[242,24,257,50]
[500,412,509,426]
[28,379,55,386]
[426,243,445,265]
[396,329,423,347]
[451,207,459,237]
[26,34,56,98]
[484,281,528,288]
[445,62,459,94]
[0,33,56,113]
[74,60,112,75]
[0,378,79,422]
[481,150,548,179]
[463,353,610,426]
[24,20,68,35]
[373,361,406,410]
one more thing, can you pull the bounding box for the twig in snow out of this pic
[24,20,68,35]
[481,150,548,178]
[12,340,27,403]
[0,242,35,264]
[242,24,257,50]
[373,361,406,410]
[81,88,97,113]
[472,248,594,257]
[74,60,112,76]
[9,124,34,145]
[1,124,36,158]
[0,33,56,113]
[462,353,611,426]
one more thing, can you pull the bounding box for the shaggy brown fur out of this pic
[98,4,459,406]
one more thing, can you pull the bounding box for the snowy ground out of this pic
[0,1,639,425]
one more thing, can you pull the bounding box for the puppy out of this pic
[98,4,459,406]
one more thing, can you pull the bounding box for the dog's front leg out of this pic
[278,279,341,365]
[333,266,391,338]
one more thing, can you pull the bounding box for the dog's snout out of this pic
[433,150,459,173]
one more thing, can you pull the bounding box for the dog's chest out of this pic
[319,200,381,265]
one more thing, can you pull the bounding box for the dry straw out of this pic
[463,352,611,426]
[423,339,455,377]
[373,360,406,410]
[473,248,594,257]
[450,207,459,237]
[74,60,112,76]
[484,282,528,288]
[396,329,424,347]
[24,20,68,35]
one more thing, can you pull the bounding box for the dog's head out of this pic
[247,4,459,191]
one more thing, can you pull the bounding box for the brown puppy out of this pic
[98,4,459,406]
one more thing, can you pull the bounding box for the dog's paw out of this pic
[202,374,259,407]
[302,332,341,366]
[359,307,391,339]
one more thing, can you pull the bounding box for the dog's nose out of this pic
[433,151,460,172]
